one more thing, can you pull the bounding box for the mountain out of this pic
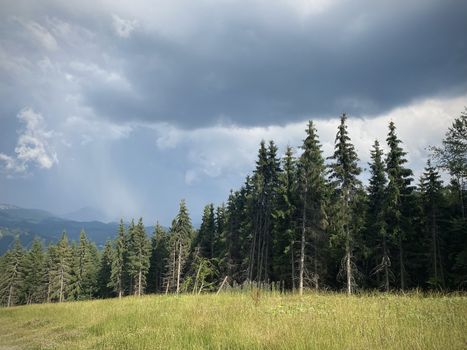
[0,204,20,210]
[60,206,109,223]
[0,205,56,223]
[0,204,119,254]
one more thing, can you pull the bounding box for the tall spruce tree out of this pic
[69,230,98,300]
[21,239,46,304]
[297,122,329,294]
[125,219,136,294]
[385,121,414,290]
[272,146,298,289]
[366,140,391,291]
[98,240,114,298]
[223,187,249,282]
[166,200,193,294]
[110,220,127,298]
[328,114,362,295]
[127,218,151,296]
[195,204,216,259]
[431,109,466,219]
[248,140,281,283]
[147,222,169,293]
[419,160,445,288]
[214,204,227,264]
[0,240,24,307]
[48,232,72,302]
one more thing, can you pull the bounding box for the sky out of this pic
[0,0,466,225]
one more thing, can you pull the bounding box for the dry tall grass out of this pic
[0,291,466,349]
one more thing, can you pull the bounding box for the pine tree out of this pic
[147,222,169,293]
[248,140,281,283]
[419,160,445,288]
[188,204,219,290]
[21,239,46,304]
[110,220,127,298]
[385,121,414,290]
[195,204,216,259]
[297,122,329,293]
[48,232,72,302]
[69,230,99,300]
[165,200,193,294]
[84,240,99,298]
[272,145,298,289]
[328,114,362,295]
[98,240,114,298]
[366,140,391,291]
[431,109,466,219]
[125,219,135,294]
[127,218,151,296]
[213,204,227,263]
[223,188,249,282]
[0,240,24,307]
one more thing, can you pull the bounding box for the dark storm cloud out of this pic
[77,0,467,128]
[1,0,467,129]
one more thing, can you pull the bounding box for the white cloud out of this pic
[0,108,58,175]
[112,14,137,38]
[68,61,132,91]
[0,154,26,174]
[46,17,71,37]
[153,94,466,185]
[0,45,34,75]
[63,115,133,144]
[289,0,340,16]
[17,18,58,51]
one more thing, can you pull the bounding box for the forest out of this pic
[1,111,466,307]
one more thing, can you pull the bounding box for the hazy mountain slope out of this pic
[0,204,119,253]
[60,206,109,222]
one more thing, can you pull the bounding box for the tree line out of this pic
[1,111,466,306]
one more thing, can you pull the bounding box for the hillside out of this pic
[0,204,119,253]
[0,292,466,349]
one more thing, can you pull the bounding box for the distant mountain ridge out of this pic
[0,204,20,210]
[60,206,110,223]
[0,203,120,254]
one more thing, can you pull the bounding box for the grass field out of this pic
[0,291,466,349]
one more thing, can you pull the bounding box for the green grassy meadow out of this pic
[0,292,466,349]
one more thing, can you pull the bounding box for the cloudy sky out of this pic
[0,0,466,225]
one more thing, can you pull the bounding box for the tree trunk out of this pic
[258,227,265,282]
[193,263,203,294]
[47,279,52,303]
[59,266,64,303]
[346,228,352,296]
[138,269,142,296]
[313,231,319,290]
[176,240,182,294]
[432,208,438,283]
[171,244,177,290]
[437,235,445,288]
[248,225,257,281]
[291,242,295,291]
[299,186,307,296]
[249,208,260,281]
[217,276,228,294]
[7,284,13,307]
[165,280,170,295]
[398,235,405,291]
[458,176,465,220]
[383,236,389,292]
